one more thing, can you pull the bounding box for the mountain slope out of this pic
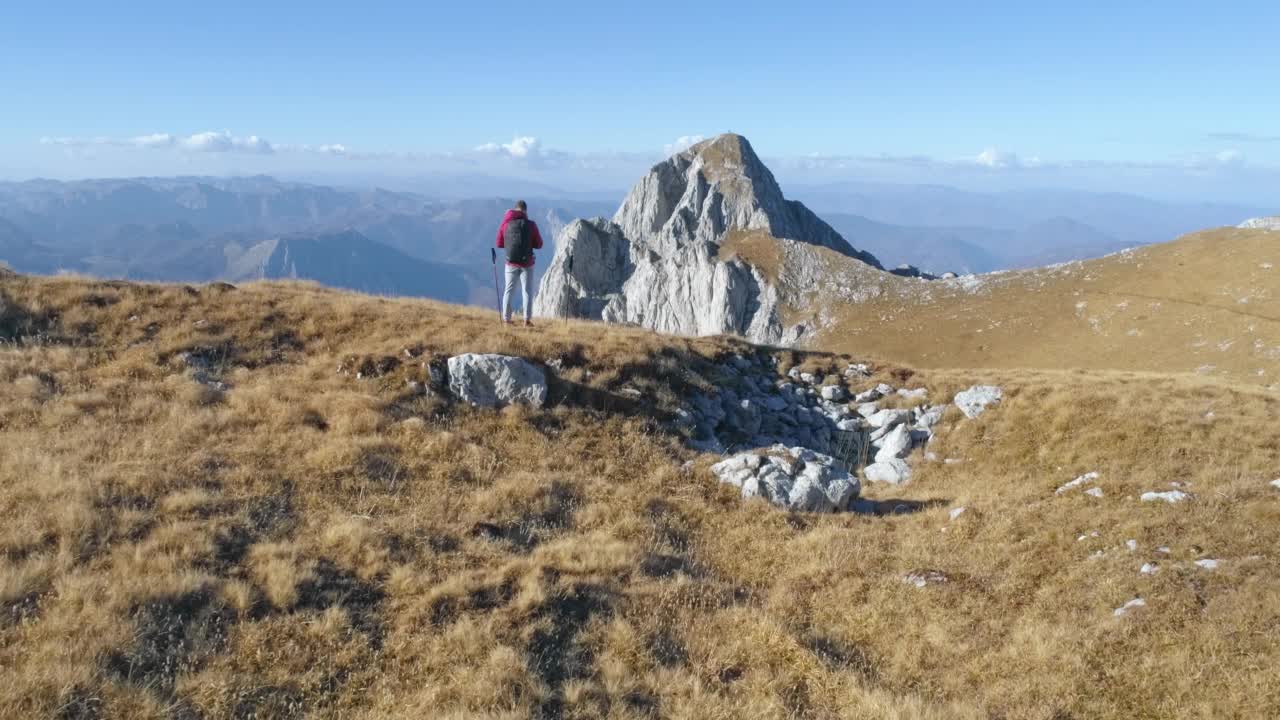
[791,226,1279,385]
[1,272,1278,718]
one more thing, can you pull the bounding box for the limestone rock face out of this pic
[533,134,883,344]
[1238,216,1280,231]
[446,354,547,408]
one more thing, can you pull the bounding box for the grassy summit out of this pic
[1,272,1278,718]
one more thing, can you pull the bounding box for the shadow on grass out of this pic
[849,497,949,516]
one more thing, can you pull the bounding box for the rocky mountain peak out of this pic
[612,133,880,267]
[534,134,884,344]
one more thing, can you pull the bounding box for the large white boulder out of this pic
[863,458,912,486]
[954,385,1003,418]
[865,408,911,429]
[874,423,914,462]
[447,353,548,408]
[711,446,860,512]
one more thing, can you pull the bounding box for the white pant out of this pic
[503,265,534,321]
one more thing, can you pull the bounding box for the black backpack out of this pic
[504,218,533,264]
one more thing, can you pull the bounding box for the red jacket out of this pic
[495,209,543,268]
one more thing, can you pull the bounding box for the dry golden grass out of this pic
[718,230,785,286]
[745,226,1280,385]
[2,273,1279,719]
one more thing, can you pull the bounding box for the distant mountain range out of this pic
[0,175,1270,300]
[791,182,1269,273]
[0,177,612,301]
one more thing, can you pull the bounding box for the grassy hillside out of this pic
[2,273,1278,718]
[774,226,1278,385]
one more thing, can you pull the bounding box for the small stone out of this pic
[1270,479,1280,490]
[1126,540,1138,552]
[1155,546,1171,555]
[1194,559,1219,570]
[1056,471,1099,495]
[903,570,948,588]
[1141,490,1191,504]
[948,506,966,521]
[1085,487,1104,498]
[1114,598,1146,616]
[1140,562,1159,575]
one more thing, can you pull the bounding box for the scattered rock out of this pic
[873,424,914,462]
[1271,479,1280,490]
[855,402,880,418]
[1114,598,1146,617]
[953,385,1003,418]
[1125,540,1138,552]
[1085,487,1105,498]
[853,389,882,403]
[845,363,871,378]
[948,506,967,521]
[1155,546,1170,555]
[1140,562,1160,575]
[863,458,912,486]
[897,387,928,400]
[1140,490,1191,504]
[1056,471,1099,495]
[710,446,860,513]
[1194,559,1220,571]
[903,570,948,588]
[819,384,847,402]
[914,405,945,429]
[865,408,910,429]
[446,354,548,408]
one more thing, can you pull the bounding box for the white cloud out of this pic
[1214,149,1244,166]
[663,135,705,156]
[130,133,175,148]
[180,131,274,154]
[475,136,543,158]
[973,147,1019,169]
[33,130,358,157]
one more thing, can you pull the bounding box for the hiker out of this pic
[495,200,543,326]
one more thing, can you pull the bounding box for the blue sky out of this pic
[3,1,1279,204]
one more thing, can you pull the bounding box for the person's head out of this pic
[514,200,527,213]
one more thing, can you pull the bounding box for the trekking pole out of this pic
[490,248,502,319]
